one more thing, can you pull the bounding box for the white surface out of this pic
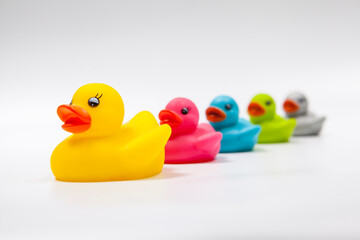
[2,130,360,240]
[1,0,360,239]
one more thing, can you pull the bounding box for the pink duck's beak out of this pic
[159,109,182,128]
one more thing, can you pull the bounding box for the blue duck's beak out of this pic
[206,106,226,123]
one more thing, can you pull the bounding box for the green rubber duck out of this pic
[247,94,296,143]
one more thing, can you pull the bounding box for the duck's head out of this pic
[159,98,199,137]
[206,95,239,130]
[248,94,276,123]
[57,83,124,137]
[283,92,308,118]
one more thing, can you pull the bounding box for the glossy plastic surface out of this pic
[206,95,261,152]
[283,92,326,136]
[159,98,222,163]
[248,94,296,143]
[51,83,171,182]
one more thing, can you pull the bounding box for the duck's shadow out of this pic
[146,155,232,180]
[146,166,187,181]
[208,155,230,164]
[252,147,267,153]
[217,147,268,155]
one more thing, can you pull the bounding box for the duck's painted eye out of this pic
[181,108,189,115]
[88,97,100,107]
[266,101,271,106]
[298,98,305,103]
[225,104,232,110]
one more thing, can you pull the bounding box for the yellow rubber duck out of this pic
[51,83,171,182]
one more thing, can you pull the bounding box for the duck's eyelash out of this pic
[94,93,103,99]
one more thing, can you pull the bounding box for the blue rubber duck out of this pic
[206,95,261,153]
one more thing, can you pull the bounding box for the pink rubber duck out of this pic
[159,98,222,164]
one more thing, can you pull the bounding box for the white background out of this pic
[1,0,360,239]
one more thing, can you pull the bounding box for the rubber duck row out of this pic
[51,83,325,182]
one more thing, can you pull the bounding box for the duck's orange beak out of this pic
[57,105,91,133]
[248,102,265,117]
[206,106,226,122]
[159,109,182,128]
[283,99,299,113]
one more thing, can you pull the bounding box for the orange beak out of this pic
[159,109,182,128]
[283,99,299,113]
[248,102,265,117]
[206,106,226,122]
[57,105,91,133]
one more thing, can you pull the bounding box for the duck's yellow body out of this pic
[51,83,171,182]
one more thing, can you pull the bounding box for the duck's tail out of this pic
[121,124,172,164]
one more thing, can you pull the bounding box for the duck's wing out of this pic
[240,125,261,138]
[120,124,171,163]
[267,115,296,137]
[293,116,325,136]
[197,123,216,135]
[121,111,160,140]
[274,114,296,129]
[195,132,222,153]
[284,118,297,137]
[312,116,326,125]
[286,118,297,129]
[296,115,325,127]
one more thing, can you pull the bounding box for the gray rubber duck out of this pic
[283,92,325,136]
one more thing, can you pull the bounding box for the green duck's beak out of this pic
[248,102,265,117]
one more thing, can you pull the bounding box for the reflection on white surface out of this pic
[1,131,360,239]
